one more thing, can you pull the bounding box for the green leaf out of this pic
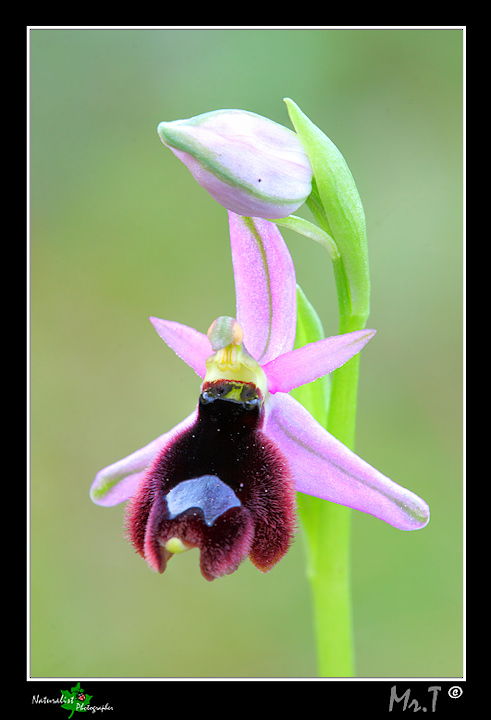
[290,284,330,426]
[60,683,93,717]
[285,98,370,328]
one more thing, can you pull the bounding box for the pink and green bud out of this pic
[157,110,313,219]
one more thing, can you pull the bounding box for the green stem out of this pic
[296,254,366,678]
[300,496,354,677]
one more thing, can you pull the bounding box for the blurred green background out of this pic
[30,28,463,678]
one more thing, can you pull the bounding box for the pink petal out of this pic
[265,393,430,531]
[150,317,212,378]
[90,410,198,506]
[263,329,376,394]
[228,212,296,365]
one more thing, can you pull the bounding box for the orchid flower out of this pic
[90,213,429,581]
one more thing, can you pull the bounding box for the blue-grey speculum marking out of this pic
[166,475,242,527]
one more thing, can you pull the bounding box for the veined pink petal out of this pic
[150,317,212,378]
[228,212,296,365]
[265,393,430,531]
[90,410,198,506]
[263,329,376,394]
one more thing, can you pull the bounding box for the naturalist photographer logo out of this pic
[32,682,113,716]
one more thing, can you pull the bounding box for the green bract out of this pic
[284,98,370,330]
[291,284,331,427]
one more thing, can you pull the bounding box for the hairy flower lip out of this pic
[125,379,296,580]
[158,109,313,219]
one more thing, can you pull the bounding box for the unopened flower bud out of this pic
[158,109,312,219]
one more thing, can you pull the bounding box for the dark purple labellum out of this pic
[125,380,296,580]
